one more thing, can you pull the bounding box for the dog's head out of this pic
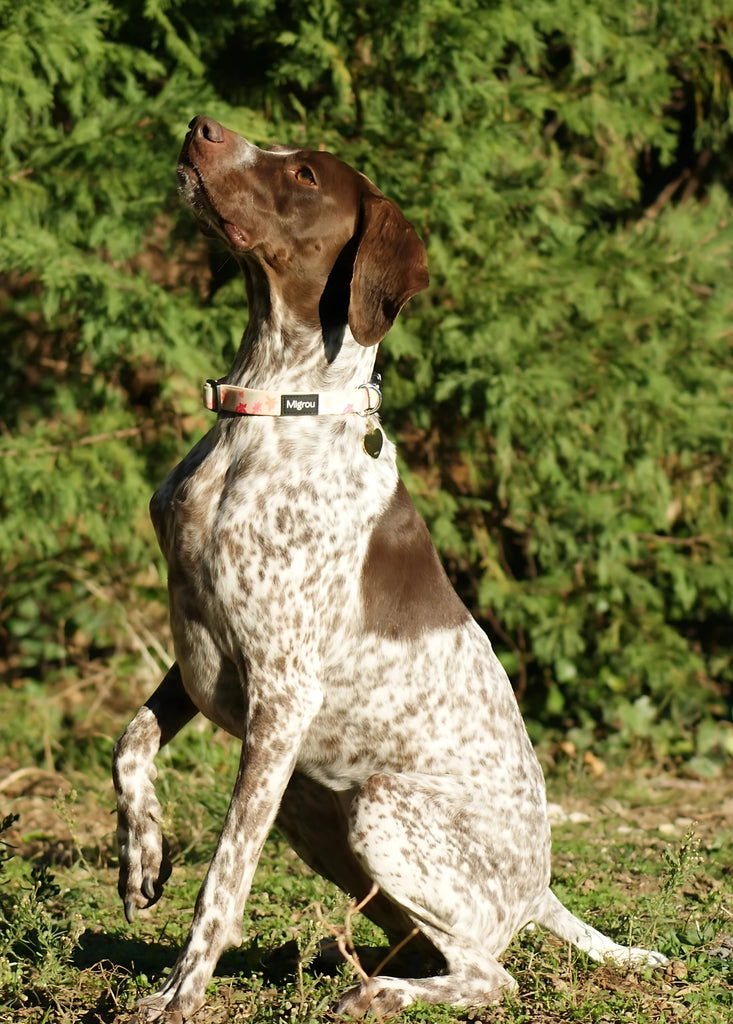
[177,116,428,359]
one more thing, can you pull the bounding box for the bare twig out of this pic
[640,171,690,224]
[315,882,423,1023]
[0,426,147,460]
[67,571,173,675]
[0,766,68,795]
[332,883,381,985]
[370,925,420,979]
[636,533,711,548]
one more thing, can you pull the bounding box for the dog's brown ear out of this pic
[348,191,429,347]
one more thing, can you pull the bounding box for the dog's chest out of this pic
[157,420,395,652]
[152,422,543,793]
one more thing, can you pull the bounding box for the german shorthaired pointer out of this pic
[113,115,667,1022]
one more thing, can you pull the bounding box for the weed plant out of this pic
[0,814,82,1013]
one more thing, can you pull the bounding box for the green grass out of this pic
[1,666,731,1024]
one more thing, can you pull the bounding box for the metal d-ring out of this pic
[357,375,382,416]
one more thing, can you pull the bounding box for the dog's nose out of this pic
[188,115,224,144]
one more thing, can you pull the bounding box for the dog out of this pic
[112,115,667,1022]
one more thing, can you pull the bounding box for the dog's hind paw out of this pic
[335,979,415,1019]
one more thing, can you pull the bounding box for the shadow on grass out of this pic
[74,929,436,984]
[72,932,268,1024]
[73,930,330,982]
[75,930,178,976]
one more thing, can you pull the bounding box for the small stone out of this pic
[569,811,592,824]
[547,802,568,823]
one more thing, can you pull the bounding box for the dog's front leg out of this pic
[135,679,322,1023]
[114,663,197,921]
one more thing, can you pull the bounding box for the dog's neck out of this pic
[223,263,378,396]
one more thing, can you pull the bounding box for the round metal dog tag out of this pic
[362,427,383,459]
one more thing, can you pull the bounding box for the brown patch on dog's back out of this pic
[361,480,470,639]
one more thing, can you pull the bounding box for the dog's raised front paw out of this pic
[117,806,172,921]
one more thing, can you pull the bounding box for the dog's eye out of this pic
[295,166,317,186]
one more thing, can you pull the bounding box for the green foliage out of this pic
[0,814,81,1008]
[1,0,732,758]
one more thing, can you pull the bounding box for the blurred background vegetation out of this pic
[1,0,732,771]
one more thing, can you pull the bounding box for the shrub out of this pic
[1,0,731,760]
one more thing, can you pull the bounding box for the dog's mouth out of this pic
[177,158,251,251]
[176,156,203,200]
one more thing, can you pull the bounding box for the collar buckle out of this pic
[203,379,222,412]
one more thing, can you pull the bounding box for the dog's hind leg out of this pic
[336,770,549,1016]
[530,888,668,968]
[277,773,442,963]
[113,662,197,921]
